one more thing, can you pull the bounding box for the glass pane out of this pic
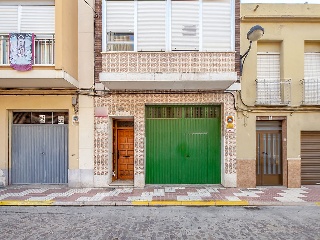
[53,112,69,124]
[107,32,134,51]
[13,112,31,124]
[31,112,53,124]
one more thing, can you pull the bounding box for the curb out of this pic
[0,200,54,206]
[132,200,249,206]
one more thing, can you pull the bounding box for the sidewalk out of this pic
[0,185,319,206]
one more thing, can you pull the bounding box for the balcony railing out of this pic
[301,78,320,105]
[0,34,55,66]
[255,78,291,105]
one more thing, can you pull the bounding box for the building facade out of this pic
[94,0,240,188]
[238,4,320,188]
[0,0,95,187]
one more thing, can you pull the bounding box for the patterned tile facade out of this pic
[94,92,237,185]
[102,52,235,73]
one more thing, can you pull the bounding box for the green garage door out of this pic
[146,105,221,184]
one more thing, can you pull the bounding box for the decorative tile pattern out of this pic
[94,92,237,179]
[102,52,235,73]
[94,116,109,175]
[0,186,318,204]
[274,189,308,203]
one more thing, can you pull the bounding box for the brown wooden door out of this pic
[117,129,134,180]
[256,130,283,186]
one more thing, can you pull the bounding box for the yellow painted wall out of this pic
[0,96,79,171]
[55,0,78,80]
[238,4,320,160]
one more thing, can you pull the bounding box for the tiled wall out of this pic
[94,92,237,187]
[237,159,256,188]
[102,52,235,73]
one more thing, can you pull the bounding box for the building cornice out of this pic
[241,15,320,23]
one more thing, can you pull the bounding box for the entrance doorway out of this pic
[113,120,134,182]
[256,121,283,186]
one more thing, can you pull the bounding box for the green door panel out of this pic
[146,106,221,184]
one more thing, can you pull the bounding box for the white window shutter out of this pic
[106,1,134,33]
[137,1,166,52]
[304,53,320,78]
[304,53,320,104]
[257,53,280,80]
[171,1,199,51]
[20,6,55,33]
[257,53,281,103]
[0,6,19,33]
[203,0,231,51]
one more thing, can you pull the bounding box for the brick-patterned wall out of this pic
[94,0,102,83]
[102,52,235,73]
[235,0,240,78]
[94,92,237,179]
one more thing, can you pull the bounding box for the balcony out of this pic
[302,78,320,105]
[255,78,291,105]
[99,52,237,91]
[0,34,78,89]
[0,34,55,65]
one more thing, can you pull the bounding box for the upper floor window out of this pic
[303,51,320,105]
[0,4,55,65]
[103,0,234,52]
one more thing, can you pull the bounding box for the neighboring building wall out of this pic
[68,0,95,187]
[238,4,320,188]
[0,96,78,186]
[0,0,94,187]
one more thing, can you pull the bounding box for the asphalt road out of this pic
[0,206,319,240]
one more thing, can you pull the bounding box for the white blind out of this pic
[257,53,280,80]
[171,1,199,51]
[137,1,166,51]
[304,53,320,78]
[106,1,134,33]
[0,6,19,33]
[20,6,55,33]
[203,0,231,51]
[257,52,281,103]
[0,5,54,34]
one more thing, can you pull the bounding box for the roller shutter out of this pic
[301,131,320,185]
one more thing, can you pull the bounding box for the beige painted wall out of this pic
[237,111,320,159]
[238,4,320,161]
[0,96,79,171]
[55,0,78,79]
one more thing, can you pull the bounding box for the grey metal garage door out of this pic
[11,112,68,184]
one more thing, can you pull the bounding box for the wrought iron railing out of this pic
[255,78,291,105]
[0,34,55,65]
[301,78,320,105]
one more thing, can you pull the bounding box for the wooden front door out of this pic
[256,130,283,186]
[117,129,134,180]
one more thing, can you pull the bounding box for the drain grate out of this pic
[244,206,261,210]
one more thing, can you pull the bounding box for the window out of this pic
[104,0,233,52]
[303,52,320,104]
[13,112,69,124]
[256,52,282,104]
[0,5,55,65]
